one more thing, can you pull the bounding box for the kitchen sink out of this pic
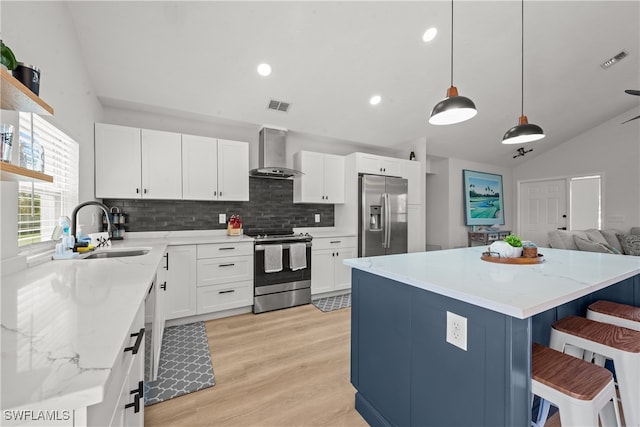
[82,248,150,259]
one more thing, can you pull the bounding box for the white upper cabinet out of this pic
[216,139,249,201]
[96,123,248,201]
[182,134,218,200]
[182,135,249,201]
[356,153,401,177]
[95,124,181,199]
[293,151,345,204]
[95,123,142,199]
[141,129,183,199]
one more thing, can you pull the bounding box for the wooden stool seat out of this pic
[532,343,613,400]
[531,343,622,427]
[588,300,640,331]
[550,316,640,427]
[552,315,640,353]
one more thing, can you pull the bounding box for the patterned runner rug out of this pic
[144,321,215,406]
[312,293,351,312]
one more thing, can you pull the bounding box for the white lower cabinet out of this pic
[87,302,145,426]
[311,237,356,295]
[197,281,253,313]
[163,245,197,320]
[196,242,253,315]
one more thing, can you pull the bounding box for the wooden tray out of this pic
[481,252,545,264]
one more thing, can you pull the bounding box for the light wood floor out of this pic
[144,304,367,426]
[145,303,563,427]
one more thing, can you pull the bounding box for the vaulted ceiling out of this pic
[67,1,640,165]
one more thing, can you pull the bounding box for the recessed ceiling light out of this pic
[369,95,382,106]
[257,63,272,76]
[422,27,438,43]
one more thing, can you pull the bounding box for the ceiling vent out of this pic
[600,50,629,70]
[267,99,291,113]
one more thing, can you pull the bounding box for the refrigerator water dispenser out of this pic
[369,205,381,230]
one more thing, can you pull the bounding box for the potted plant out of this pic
[0,41,17,71]
[504,234,523,258]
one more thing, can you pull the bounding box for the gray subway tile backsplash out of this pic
[104,177,334,232]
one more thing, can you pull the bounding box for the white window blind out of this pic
[18,113,79,246]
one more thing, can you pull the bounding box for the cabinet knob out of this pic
[130,380,144,398]
[143,188,148,194]
[214,191,217,196]
[136,188,140,194]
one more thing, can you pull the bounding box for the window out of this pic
[18,113,79,246]
[570,175,601,230]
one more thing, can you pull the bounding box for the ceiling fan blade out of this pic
[621,115,640,124]
[625,89,640,96]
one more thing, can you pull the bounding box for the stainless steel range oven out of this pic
[247,230,312,314]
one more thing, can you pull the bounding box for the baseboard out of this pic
[165,306,252,327]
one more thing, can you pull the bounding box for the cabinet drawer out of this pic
[197,281,253,314]
[312,236,357,250]
[197,242,253,259]
[197,255,253,286]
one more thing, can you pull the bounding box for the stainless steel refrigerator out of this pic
[358,174,408,257]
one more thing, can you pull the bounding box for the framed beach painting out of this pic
[463,170,505,226]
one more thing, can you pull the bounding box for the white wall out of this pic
[1,1,104,262]
[514,106,640,232]
[425,157,514,250]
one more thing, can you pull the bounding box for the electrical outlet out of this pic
[315,214,320,223]
[446,311,467,351]
[219,213,226,224]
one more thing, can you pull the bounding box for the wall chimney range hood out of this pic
[250,127,303,179]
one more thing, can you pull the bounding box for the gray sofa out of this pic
[547,227,640,255]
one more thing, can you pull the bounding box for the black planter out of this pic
[12,62,40,96]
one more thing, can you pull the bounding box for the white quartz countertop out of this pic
[0,230,261,412]
[344,246,640,319]
[1,240,168,412]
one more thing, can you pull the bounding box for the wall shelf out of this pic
[1,68,54,115]
[0,162,53,183]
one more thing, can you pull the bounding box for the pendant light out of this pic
[502,0,545,144]
[429,0,477,125]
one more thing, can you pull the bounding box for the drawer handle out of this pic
[330,240,341,244]
[160,281,167,291]
[130,380,144,398]
[218,247,235,250]
[219,263,235,267]
[125,392,141,413]
[124,328,145,355]
[219,289,235,294]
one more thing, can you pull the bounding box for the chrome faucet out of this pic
[71,201,112,239]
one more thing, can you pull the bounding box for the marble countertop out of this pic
[344,246,640,319]
[0,230,257,413]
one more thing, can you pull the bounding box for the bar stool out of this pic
[587,300,640,331]
[550,316,640,427]
[532,343,622,427]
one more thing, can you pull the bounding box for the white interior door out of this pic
[519,179,567,247]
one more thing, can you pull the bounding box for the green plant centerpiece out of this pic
[503,234,522,248]
[0,41,17,71]
[503,234,523,257]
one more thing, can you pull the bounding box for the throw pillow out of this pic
[617,234,640,256]
[574,236,614,254]
[601,243,622,255]
[600,229,624,253]
[585,229,609,245]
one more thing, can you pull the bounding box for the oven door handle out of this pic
[255,242,312,251]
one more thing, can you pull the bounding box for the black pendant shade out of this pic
[502,0,544,145]
[429,0,477,126]
[429,86,477,125]
[502,115,545,144]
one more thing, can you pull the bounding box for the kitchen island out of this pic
[344,246,640,427]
